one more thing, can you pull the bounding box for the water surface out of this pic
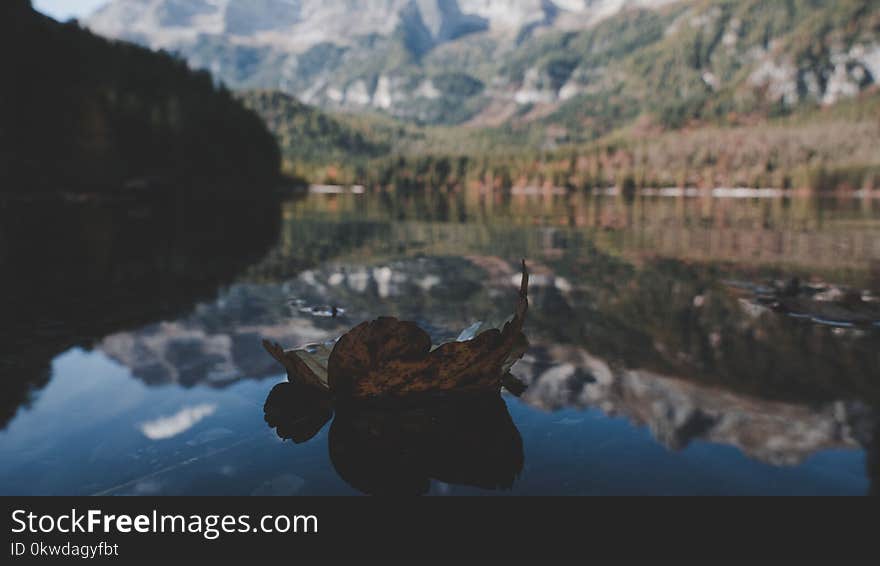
[1,190,878,495]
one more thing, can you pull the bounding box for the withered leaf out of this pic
[264,259,530,400]
[262,340,331,390]
[327,317,432,394]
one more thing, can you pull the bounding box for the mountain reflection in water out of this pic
[1,190,878,495]
[0,195,281,428]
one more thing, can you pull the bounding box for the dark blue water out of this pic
[1,191,878,495]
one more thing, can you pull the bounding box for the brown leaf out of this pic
[329,259,529,399]
[265,260,530,400]
[262,339,330,390]
[327,317,432,394]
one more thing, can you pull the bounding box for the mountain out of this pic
[85,0,880,131]
[87,1,675,52]
[4,1,280,194]
[237,90,394,179]
[86,0,682,124]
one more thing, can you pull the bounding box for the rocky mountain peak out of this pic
[86,0,675,51]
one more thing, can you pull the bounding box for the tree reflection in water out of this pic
[3,190,880,495]
[0,194,281,428]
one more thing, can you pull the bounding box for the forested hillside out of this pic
[237,91,394,181]
[87,0,880,131]
[37,0,880,189]
[2,1,280,196]
[529,0,880,139]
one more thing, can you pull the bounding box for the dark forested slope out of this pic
[1,1,280,196]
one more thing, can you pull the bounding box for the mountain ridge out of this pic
[85,0,880,131]
[87,0,677,52]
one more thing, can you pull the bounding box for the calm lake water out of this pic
[1,189,879,495]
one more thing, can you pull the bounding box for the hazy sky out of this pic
[33,0,109,21]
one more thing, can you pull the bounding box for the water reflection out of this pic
[1,189,879,495]
[264,382,522,495]
[0,194,280,426]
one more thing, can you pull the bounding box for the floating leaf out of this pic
[456,321,484,342]
[264,260,530,400]
[262,340,330,390]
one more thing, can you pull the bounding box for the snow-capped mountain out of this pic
[87,0,675,52]
[84,1,880,129]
